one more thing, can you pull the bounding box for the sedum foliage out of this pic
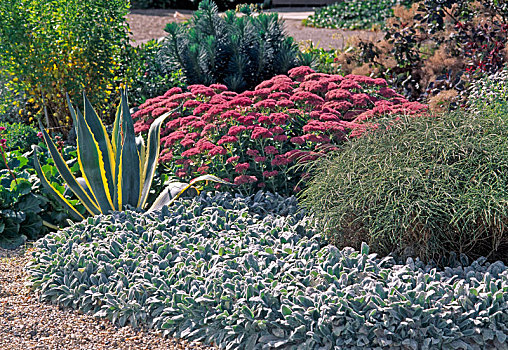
[29,192,508,349]
[302,104,508,264]
[161,0,301,92]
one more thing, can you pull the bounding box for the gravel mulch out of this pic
[0,247,216,350]
[126,9,383,48]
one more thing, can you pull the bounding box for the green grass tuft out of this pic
[301,105,508,263]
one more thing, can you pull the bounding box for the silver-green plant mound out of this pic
[468,67,508,110]
[28,192,508,349]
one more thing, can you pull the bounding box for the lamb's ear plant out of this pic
[33,90,229,221]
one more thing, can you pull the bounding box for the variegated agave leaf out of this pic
[35,91,233,224]
[148,175,233,212]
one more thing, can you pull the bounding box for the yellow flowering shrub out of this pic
[0,0,131,128]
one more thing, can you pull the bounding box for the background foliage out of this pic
[336,0,508,106]
[160,0,302,92]
[130,0,261,10]
[304,0,415,30]
[0,73,24,123]
[126,40,186,106]
[0,0,131,128]
[299,42,342,75]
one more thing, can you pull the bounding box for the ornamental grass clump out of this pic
[301,103,508,263]
[133,66,428,195]
[28,192,508,349]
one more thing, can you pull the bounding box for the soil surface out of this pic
[126,9,383,49]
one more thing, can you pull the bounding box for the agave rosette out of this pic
[34,91,228,221]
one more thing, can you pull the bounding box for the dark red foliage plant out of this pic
[133,66,428,195]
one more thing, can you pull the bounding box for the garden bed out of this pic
[26,192,508,349]
[1,1,508,349]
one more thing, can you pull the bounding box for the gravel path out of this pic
[0,247,216,350]
[126,9,383,49]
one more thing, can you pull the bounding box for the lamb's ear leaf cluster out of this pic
[34,90,230,221]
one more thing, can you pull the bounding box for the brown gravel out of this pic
[0,247,216,350]
[127,9,191,46]
[126,9,383,48]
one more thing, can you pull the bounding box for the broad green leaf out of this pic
[139,109,175,208]
[111,102,122,157]
[136,136,146,190]
[281,305,292,316]
[242,305,254,319]
[82,93,116,200]
[117,90,140,208]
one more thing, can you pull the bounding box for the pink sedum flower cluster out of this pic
[133,67,428,195]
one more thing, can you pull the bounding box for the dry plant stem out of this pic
[0,145,18,185]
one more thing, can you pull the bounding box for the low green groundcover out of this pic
[304,0,414,30]
[28,192,508,349]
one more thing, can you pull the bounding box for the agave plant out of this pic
[34,90,228,221]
